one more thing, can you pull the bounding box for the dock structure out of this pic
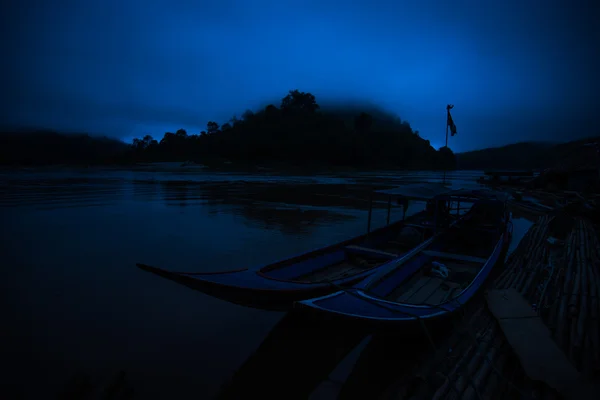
[477,170,536,188]
[508,189,600,220]
[483,170,535,178]
[379,213,600,399]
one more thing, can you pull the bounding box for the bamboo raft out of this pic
[379,212,600,399]
[508,189,600,218]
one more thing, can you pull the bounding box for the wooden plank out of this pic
[424,285,455,305]
[345,245,399,258]
[485,289,586,398]
[406,277,445,304]
[486,290,538,319]
[440,286,459,303]
[393,275,429,302]
[403,223,433,229]
[422,250,487,264]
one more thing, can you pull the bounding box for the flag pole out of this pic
[445,120,449,148]
[443,108,449,184]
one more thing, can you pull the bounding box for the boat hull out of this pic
[136,263,379,311]
[296,217,512,326]
[136,211,438,310]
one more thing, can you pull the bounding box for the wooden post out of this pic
[386,196,392,225]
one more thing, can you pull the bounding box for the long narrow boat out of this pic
[136,182,461,310]
[296,189,513,324]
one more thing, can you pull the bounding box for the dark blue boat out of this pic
[136,183,465,310]
[296,189,513,324]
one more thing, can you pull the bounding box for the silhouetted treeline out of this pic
[457,137,600,171]
[128,90,456,170]
[0,129,129,166]
[0,90,458,170]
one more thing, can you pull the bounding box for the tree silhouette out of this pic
[0,89,462,170]
[206,121,220,134]
[280,90,319,114]
[437,146,457,169]
[354,112,373,134]
[120,89,458,169]
[229,115,240,126]
[265,104,279,116]
[242,110,254,121]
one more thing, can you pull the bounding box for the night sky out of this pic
[2,0,598,152]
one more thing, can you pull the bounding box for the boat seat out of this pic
[405,277,446,304]
[462,226,498,233]
[422,250,487,264]
[345,245,399,259]
[403,223,433,229]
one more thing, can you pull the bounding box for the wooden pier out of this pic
[379,212,600,399]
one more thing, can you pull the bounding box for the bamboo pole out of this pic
[432,325,494,400]
[479,347,509,400]
[569,249,584,368]
[585,240,600,377]
[555,228,577,348]
[427,312,496,397]
[461,333,504,400]
[446,325,497,399]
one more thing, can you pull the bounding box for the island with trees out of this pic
[0,90,457,171]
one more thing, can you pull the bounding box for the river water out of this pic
[0,168,535,399]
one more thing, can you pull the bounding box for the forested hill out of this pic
[456,137,600,170]
[0,129,128,165]
[127,90,456,169]
[456,142,555,170]
[0,90,457,170]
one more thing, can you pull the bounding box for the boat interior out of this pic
[260,211,441,284]
[261,199,494,284]
[260,191,507,286]
[365,201,507,305]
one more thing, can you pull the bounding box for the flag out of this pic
[447,104,457,136]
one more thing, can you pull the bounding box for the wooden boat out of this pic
[136,183,460,310]
[296,189,513,324]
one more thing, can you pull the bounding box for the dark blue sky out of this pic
[2,0,598,152]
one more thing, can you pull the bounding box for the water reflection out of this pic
[148,180,365,234]
[195,181,380,210]
[159,180,193,207]
[131,179,161,203]
[0,169,546,399]
[216,311,465,400]
[236,204,355,235]
[217,310,369,400]
[0,177,127,209]
[336,332,432,399]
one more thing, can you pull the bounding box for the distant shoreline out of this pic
[0,161,463,175]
